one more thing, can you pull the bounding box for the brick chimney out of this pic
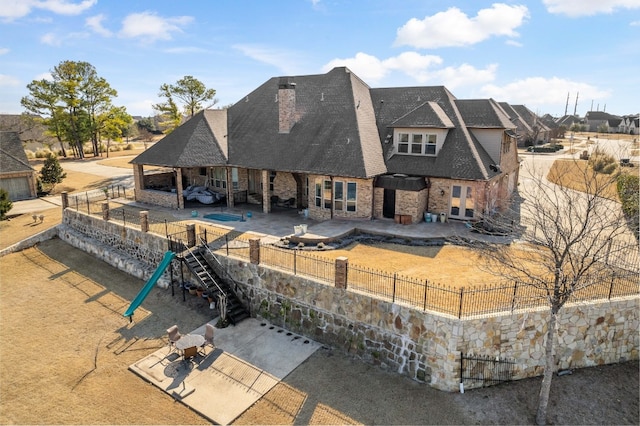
[278,77,296,133]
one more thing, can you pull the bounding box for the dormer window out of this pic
[396,132,438,156]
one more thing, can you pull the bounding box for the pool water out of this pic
[203,213,245,222]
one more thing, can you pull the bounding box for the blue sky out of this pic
[1,0,639,118]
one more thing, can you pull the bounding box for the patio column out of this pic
[226,167,234,208]
[262,169,270,213]
[335,256,348,289]
[175,168,184,209]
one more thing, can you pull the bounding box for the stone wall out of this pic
[59,209,175,287]
[136,189,179,210]
[57,208,640,391]
[212,254,638,391]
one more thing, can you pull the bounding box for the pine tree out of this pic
[40,153,67,192]
[0,189,12,220]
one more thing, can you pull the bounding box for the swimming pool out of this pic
[203,213,245,222]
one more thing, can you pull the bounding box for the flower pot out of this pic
[189,287,197,295]
[196,288,204,297]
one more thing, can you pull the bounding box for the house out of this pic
[584,111,623,133]
[498,103,550,146]
[0,131,37,201]
[131,67,520,223]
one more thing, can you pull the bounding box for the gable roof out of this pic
[370,86,497,180]
[227,67,386,178]
[131,109,228,167]
[457,99,515,129]
[0,131,34,174]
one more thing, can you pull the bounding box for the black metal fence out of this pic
[460,353,516,387]
[260,245,336,283]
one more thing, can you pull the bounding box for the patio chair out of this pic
[167,325,181,351]
[200,323,215,354]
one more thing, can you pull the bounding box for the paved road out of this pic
[11,157,134,216]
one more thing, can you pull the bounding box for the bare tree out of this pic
[461,158,638,425]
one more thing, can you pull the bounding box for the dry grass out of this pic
[547,159,622,200]
[0,240,211,425]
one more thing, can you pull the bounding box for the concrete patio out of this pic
[129,318,321,425]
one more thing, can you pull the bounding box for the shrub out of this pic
[34,149,52,158]
[617,173,639,239]
[0,188,12,220]
[600,163,618,175]
[124,143,134,150]
[589,151,616,173]
[40,153,67,191]
[25,149,35,159]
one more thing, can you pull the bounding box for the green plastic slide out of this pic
[123,251,175,319]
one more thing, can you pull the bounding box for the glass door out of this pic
[450,185,474,219]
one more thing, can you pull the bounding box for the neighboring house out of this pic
[131,67,520,223]
[584,111,623,133]
[554,114,583,130]
[499,103,550,146]
[0,131,37,201]
[621,115,640,135]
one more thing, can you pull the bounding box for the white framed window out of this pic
[213,167,226,189]
[231,168,238,190]
[316,179,357,212]
[396,132,437,156]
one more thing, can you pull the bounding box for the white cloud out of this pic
[86,14,112,37]
[323,52,389,82]
[631,20,640,25]
[394,4,529,49]
[0,0,96,21]
[40,30,88,46]
[322,51,496,88]
[119,11,193,43]
[0,47,9,55]
[36,72,53,81]
[0,74,20,87]
[234,44,305,75]
[41,32,61,46]
[543,0,640,17]
[480,77,610,108]
[0,74,21,87]
[164,46,208,54]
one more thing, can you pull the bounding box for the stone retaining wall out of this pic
[59,209,174,287]
[59,208,639,391]
[214,254,639,391]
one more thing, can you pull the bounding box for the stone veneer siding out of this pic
[58,208,639,391]
[58,209,175,287]
[212,254,638,391]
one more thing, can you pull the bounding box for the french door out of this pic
[449,185,474,219]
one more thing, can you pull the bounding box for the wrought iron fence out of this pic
[259,245,336,283]
[344,263,639,318]
[460,353,516,387]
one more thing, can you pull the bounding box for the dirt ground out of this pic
[0,239,638,425]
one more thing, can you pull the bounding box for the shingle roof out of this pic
[227,67,386,178]
[131,109,227,167]
[370,87,497,180]
[131,67,514,183]
[0,131,34,174]
[456,99,515,129]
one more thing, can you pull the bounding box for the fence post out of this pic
[249,238,260,265]
[86,197,90,214]
[225,235,229,256]
[61,191,68,211]
[423,279,428,311]
[511,281,518,312]
[186,223,196,247]
[392,273,397,303]
[164,219,168,237]
[458,287,465,319]
[293,250,297,275]
[608,274,615,300]
[101,202,109,221]
[140,211,149,233]
[122,209,126,228]
[335,256,348,289]
[75,196,78,211]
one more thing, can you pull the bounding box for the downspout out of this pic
[370,179,376,220]
[425,177,431,213]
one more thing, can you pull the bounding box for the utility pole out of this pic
[564,92,569,116]
[573,92,579,116]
